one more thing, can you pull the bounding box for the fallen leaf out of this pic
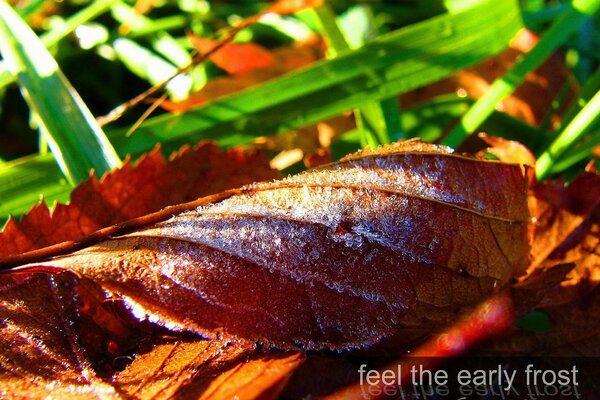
[0,142,280,258]
[0,271,131,398]
[477,133,536,166]
[483,169,600,355]
[113,337,302,400]
[528,171,600,270]
[0,268,302,398]
[188,35,275,75]
[8,140,530,350]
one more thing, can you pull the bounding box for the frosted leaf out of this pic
[16,140,530,350]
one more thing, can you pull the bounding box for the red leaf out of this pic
[0,142,280,258]
[188,35,275,75]
[7,140,530,351]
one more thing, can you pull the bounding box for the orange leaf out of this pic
[114,339,303,399]
[188,35,275,75]
[477,133,536,166]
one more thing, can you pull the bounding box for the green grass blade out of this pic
[443,0,600,147]
[0,153,71,223]
[558,67,600,131]
[312,3,396,146]
[312,4,349,58]
[0,0,119,90]
[110,2,192,98]
[113,38,191,100]
[0,0,121,185]
[536,89,600,180]
[548,129,600,175]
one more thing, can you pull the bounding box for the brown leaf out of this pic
[0,142,280,258]
[528,171,600,270]
[0,270,136,398]
[485,170,600,355]
[0,269,302,398]
[10,140,530,350]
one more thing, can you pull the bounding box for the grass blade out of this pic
[535,89,600,180]
[443,0,600,147]
[0,0,119,89]
[0,0,121,184]
[312,3,397,145]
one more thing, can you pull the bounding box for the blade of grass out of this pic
[536,89,600,180]
[0,153,71,225]
[544,67,600,174]
[558,66,600,131]
[0,0,120,89]
[443,0,600,147]
[548,128,600,175]
[0,0,121,185]
[312,3,398,146]
[110,2,195,100]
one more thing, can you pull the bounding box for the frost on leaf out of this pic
[13,140,530,350]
